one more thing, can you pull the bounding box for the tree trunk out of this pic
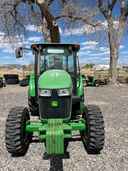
[37,2,60,43]
[109,43,119,84]
[108,18,119,84]
[42,18,51,42]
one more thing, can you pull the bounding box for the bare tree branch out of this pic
[55,15,100,27]
[108,0,117,11]
[97,0,107,17]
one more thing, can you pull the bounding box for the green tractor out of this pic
[5,43,105,156]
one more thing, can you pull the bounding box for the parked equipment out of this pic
[86,76,96,86]
[5,44,105,156]
[86,75,108,87]
[4,74,19,84]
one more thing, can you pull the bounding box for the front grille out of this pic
[39,90,71,119]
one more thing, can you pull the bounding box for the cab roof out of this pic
[31,43,80,52]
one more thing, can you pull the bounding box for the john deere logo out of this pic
[51,101,59,108]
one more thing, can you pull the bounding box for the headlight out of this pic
[39,89,51,97]
[57,89,71,96]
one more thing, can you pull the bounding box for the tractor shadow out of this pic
[49,157,64,171]
[43,137,81,171]
[43,152,70,171]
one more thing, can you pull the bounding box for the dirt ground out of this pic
[0,85,128,171]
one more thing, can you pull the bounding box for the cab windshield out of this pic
[40,48,75,74]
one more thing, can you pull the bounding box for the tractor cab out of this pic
[31,43,80,95]
[30,43,82,120]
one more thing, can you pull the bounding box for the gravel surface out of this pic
[0,85,128,171]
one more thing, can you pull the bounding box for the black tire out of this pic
[81,105,105,154]
[4,74,19,84]
[6,78,19,84]
[5,107,31,156]
[19,79,29,87]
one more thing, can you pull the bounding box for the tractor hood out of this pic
[38,70,72,89]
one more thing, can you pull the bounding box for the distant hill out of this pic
[0,64,22,69]
[0,64,33,79]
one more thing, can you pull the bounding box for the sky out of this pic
[0,0,128,66]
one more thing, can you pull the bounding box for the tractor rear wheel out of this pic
[5,107,31,156]
[81,105,105,154]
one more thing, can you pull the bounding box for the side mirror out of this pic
[15,47,23,58]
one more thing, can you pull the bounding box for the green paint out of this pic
[26,119,86,155]
[26,119,86,134]
[77,75,84,97]
[28,72,35,97]
[76,75,86,113]
[38,70,72,89]
[51,100,59,108]
[46,119,64,154]
[70,119,86,130]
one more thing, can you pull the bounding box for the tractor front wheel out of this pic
[5,107,31,156]
[81,105,105,154]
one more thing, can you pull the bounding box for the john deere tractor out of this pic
[5,44,105,156]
